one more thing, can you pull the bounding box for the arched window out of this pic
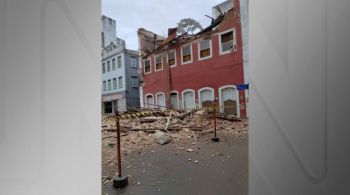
[198,87,214,108]
[218,85,240,117]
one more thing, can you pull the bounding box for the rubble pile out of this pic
[102,110,248,163]
[101,110,248,185]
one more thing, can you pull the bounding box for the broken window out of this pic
[102,63,106,73]
[144,59,151,73]
[155,54,163,71]
[200,89,214,108]
[199,39,211,59]
[168,50,176,67]
[220,29,236,54]
[112,58,116,70]
[112,78,117,90]
[182,44,192,64]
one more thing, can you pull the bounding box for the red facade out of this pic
[140,0,247,118]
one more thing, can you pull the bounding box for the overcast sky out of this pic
[102,0,225,50]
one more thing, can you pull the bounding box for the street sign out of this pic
[237,84,249,90]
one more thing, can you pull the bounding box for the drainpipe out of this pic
[137,29,144,108]
[167,54,173,109]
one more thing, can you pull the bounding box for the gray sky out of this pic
[102,0,225,50]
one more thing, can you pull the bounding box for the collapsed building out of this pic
[137,0,248,119]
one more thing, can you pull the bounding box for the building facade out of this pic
[101,15,140,114]
[137,0,247,118]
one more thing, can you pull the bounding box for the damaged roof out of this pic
[140,8,234,58]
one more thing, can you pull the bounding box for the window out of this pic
[101,32,105,47]
[118,76,123,88]
[167,50,176,67]
[198,39,212,60]
[131,76,138,88]
[103,81,106,91]
[107,61,111,72]
[112,78,117,90]
[112,59,116,70]
[143,59,151,73]
[155,54,163,71]
[130,56,137,68]
[198,88,214,108]
[102,63,106,73]
[219,85,239,117]
[117,56,122,68]
[181,44,192,64]
[107,80,111,91]
[219,29,237,54]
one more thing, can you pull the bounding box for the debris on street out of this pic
[153,130,171,145]
[102,109,248,169]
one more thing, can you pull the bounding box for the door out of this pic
[146,95,154,109]
[104,102,112,114]
[156,93,165,110]
[200,89,214,109]
[170,92,178,110]
[183,91,195,111]
[221,87,238,116]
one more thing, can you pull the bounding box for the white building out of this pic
[101,16,140,114]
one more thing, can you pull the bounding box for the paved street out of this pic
[102,132,248,195]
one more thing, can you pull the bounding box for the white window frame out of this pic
[181,44,193,65]
[107,60,111,72]
[118,76,123,89]
[144,93,154,109]
[112,78,117,90]
[198,87,215,108]
[143,58,152,74]
[117,56,122,68]
[112,58,116,70]
[102,63,106,73]
[167,49,177,68]
[154,54,163,72]
[181,89,196,111]
[198,39,213,61]
[102,81,106,91]
[218,85,240,118]
[130,56,137,68]
[155,92,166,110]
[131,76,138,88]
[169,90,180,110]
[107,79,111,91]
[218,28,237,55]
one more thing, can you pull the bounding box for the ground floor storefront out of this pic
[102,92,127,114]
[142,85,248,118]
